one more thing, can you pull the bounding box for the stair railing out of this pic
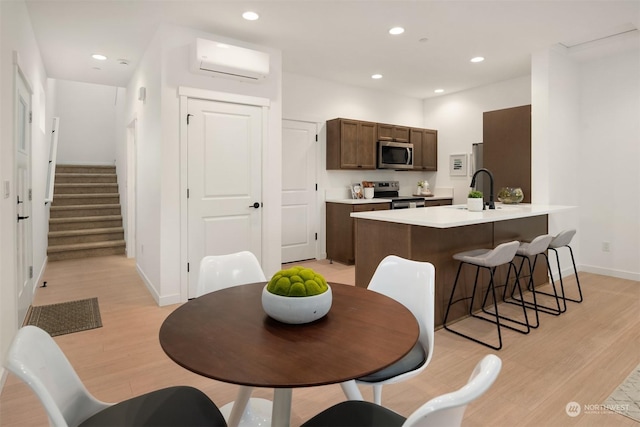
[44,117,59,204]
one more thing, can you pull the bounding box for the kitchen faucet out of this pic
[470,168,495,209]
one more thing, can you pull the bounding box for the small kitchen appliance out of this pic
[378,141,414,170]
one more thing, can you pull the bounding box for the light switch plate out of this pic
[3,181,10,199]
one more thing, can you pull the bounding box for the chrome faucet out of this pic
[470,168,495,210]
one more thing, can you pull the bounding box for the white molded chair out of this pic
[342,255,435,405]
[196,251,269,426]
[304,354,502,427]
[196,251,267,297]
[5,325,227,427]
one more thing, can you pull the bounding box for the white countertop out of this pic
[326,196,453,205]
[350,203,575,228]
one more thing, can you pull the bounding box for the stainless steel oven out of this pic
[371,181,426,209]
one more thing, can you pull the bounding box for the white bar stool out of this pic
[507,234,564,328]
[443,240,529,350]
[547,229,583,304]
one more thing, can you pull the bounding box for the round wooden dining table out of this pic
[159,282,419,427]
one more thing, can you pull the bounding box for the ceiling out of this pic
[24,0,640,99]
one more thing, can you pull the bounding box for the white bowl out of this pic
[261,285,332,324]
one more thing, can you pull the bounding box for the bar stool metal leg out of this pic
[548,244,582,303]
[444,262,504,351]
[480,261,530,334]
[443,241,523,350]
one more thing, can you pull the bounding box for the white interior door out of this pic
[281,120,317,263]
[187,99,263,298]
[16,69,33,323]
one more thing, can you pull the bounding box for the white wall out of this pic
[282,72,427,258]
[123,31,163,301]
[422,76,532,204]
[577,48,640,280]
[531,46,581,277]
[53,79,120,165]
[0,0,49,384]
[120,24,283,305]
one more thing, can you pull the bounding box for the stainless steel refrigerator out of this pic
[471,143,490,203]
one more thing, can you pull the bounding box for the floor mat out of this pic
[603,363,640,422]
[24,297,102,336]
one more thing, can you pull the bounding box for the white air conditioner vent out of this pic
[192,38,270,81]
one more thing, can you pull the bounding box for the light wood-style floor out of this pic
[1,255,638,426]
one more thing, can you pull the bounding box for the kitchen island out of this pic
[351,204,573,327]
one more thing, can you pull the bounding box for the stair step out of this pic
[48,227,125,246]
[55,165,116,174]
[49,215,123,231]
[54,183,119,194]
[51,193,119,206]
[47,240,126,261]
[50,204,122,218]
[55,173,117,184]
[49,164,124,261]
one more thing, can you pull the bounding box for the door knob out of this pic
[17,215,29,222]
[249,202,261,209]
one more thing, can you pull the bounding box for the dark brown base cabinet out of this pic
[326,202,391,265]
[423,199,452,207]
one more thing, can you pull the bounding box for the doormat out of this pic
[602,363,640,422]
[23,297,102,337]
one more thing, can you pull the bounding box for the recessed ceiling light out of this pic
[389,27,405,35]
[242,11,259,21]
[434,89,444,93]
[92,54,107,61]
[470,56,485,63]
[371,74,383,79]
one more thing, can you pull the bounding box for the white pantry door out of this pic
[281,120,317,263]
[16,69,33,323]
[187,99,263,298]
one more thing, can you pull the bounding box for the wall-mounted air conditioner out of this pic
[192,38,270,81]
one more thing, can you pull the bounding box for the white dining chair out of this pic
[341,255,435,405]
[305,354,502,427]
[5,325,227,427]
[196,251,269,426]
[196,250,267,297]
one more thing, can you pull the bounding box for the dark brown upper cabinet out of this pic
[377,123,410,143]
[327,118,377,169]
[410,128,438,171]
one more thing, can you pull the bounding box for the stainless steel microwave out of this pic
[378,141,414,169]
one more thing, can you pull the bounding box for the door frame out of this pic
[178,87,270,302]
[126,117,137,258]
[13,52,34,324]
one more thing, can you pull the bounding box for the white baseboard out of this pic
[579,264,640,282]
[135,263,182,307]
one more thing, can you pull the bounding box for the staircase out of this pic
[48,165,126,261]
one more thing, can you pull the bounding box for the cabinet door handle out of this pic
[249,202,261,209]
[17,215,29,222]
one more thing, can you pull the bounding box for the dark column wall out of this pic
[483,105,532,203]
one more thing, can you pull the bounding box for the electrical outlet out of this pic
[602,242,610,252]
[140,244,144,254]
